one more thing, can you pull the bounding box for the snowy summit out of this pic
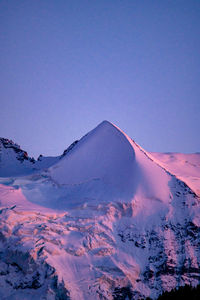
[0,121,199,299]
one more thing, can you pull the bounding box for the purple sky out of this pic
[0,0,200,158]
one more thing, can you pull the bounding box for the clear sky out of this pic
[0,0,199,158]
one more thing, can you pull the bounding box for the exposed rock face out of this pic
[61,140,79,158]
[0,138,35,163]
[0,122,199,299]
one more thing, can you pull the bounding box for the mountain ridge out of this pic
[1,120,199,197]
[0,121,199,299]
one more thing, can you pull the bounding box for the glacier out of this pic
[0,121,199,299]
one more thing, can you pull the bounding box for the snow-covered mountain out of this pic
[0,121,199,300]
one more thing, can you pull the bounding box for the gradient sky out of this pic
[0,0,199,158]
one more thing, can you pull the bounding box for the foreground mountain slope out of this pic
[0,121,199,300]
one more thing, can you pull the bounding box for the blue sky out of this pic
[0,0,199,158]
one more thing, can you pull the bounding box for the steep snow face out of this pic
[50,121,136,189]
[48,121,171,205]
[0,122,199,300]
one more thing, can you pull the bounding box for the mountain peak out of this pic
[49,120,136,195]
[91,120,119,136]
[98,120,114,127]
[0,123,199,299]
[0,137,35,177]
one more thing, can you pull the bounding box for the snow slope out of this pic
[0,138,60,177]
[0,138,35,177]
[150,152,200,197]
[0,121,199,300]
[47,121,171,206]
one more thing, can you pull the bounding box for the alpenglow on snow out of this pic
[0,121,199,299]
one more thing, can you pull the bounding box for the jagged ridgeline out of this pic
[0,121,199,299]
[113,285,200,299]
[157,284,200,299]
